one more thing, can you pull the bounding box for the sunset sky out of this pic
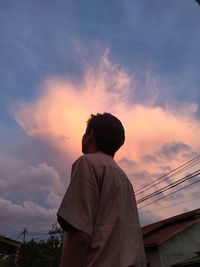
[0,0,200,239]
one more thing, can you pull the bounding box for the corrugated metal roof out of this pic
[0,235,21,247]
[0,235,21,255]
[142,208,200,247]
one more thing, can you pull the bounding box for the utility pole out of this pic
[196,0,200,6]
[22,228,27,243]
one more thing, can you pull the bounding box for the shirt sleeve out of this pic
[57,156,99,236]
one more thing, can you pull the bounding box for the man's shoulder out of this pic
[72,153,116,175]
[72,154,90,169]
[73,153,129,177]
[73,153,98,165]
[72,153,101,170]
[74,152,112,165]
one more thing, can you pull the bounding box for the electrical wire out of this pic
[8,230,49,241]
[13,232,24,240]
[139,195,200,214]
[32,234,49,241]
[136,158,200,197]
[9,232,23,240]
[135,154,200,196]
[26,232,49,236]
[6,157,200,242]
[137,169,200,204]
[138,178,200,209]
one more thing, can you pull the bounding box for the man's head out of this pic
[82,113,125,157]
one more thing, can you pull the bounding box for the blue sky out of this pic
[0,0,200,238]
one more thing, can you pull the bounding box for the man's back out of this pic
[58,151,146,267]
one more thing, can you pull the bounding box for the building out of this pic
[142,208,200,267]
[172,251,200,267]
[0,235,21,256]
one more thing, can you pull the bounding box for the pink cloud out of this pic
[12,50,200,223]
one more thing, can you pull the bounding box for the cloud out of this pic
[11,50,200,224]
[13,50,200,157]
[0,152,62,234]
[157,141,191,159]
[0,198,56,233]
[0,159,62,208]
[117,157,136,174]
[139,209,163,226]
[1,0,200,232]
[12,50,131,159]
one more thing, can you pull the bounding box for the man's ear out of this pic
[88,129,95,144]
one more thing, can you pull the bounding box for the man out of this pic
[57,113,146,267]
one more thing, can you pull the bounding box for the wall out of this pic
[145,246,162,267]
[159,220,200,267]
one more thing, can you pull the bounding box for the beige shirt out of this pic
[57,152,146,267]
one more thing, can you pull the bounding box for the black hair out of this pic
[86,113,125,157]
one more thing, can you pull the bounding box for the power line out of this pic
[137,169,200,204]
[9,231,24,240]
[136,158,200,197]
[139,195,200,214]
[8,230,50,241]
[137,169,200,203]
[27,230,49,234]
[9,232,23,240]
[135,154,200,196]
[138,178,200,209]
[32,234,49,241]
[135,155,200,210]
[26,232,49,236]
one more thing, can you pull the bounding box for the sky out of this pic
[0,0,200,239]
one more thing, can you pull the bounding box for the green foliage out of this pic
[0,255,16,267]
[1,224,64,267]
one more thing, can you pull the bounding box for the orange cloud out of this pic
[13,50,200,221]
[13,50,131,159]
[13,51,200,159]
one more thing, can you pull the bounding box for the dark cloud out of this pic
[118,157,136,167]
[0,122,72,234]
[10,136,73,181]
[189,187,200,198]
[142,154,158,164]
[157,141,191,159]
[0,162,62,207]
[131,170,152,188]
[162,190,184,202]
[131,169,173,189]
[0,198,56,235]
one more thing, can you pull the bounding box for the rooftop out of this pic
[0,235,21,255]
[142,208,200,248]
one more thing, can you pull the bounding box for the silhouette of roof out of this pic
[142,208,200,248]
[0,235,21,255]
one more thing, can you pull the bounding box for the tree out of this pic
[1,224,64,267]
